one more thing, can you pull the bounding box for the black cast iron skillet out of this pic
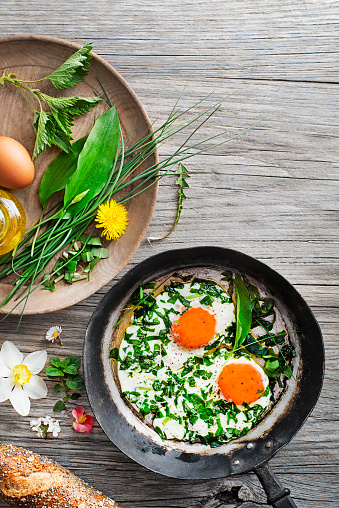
[83,247,324,508]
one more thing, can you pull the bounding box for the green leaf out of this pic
[32,110,55,159]
[66,374,84,390]
[63,364,78,375]
[149,163,189,240]
[53,384,64,393]
[63,106,120,214]
[42,94,101,116]
[234,274,253,350]
[50,357,63,369]
[81,251,94,263]
[53,400,66,412]
[79,234,102,246]
[266,359,280,371]
[33,110,76,159]
[64,259,78,285]
[49,115,74,153]
[46,44,93,89]
[83,256,100,279]
[48,102,73,137]
[42,274,55,291]
[69,189,90,205]
[39,136,87,208]
[62,355,81,370]
[46,366,64,377]
[110,347,121,360]
[90,247,109,259]
[70,392,81,400]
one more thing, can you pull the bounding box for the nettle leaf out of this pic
[50,116,73,153]
[39,136,87,208]
[234,274,253,350]
[50,108,73,139]
[42,94,101,116]
[64,106,120,215]
[40,94,101,144]
[33,111,74,159]
[32,111,55,159]
[46,44,93,89]
[39,95,73,134]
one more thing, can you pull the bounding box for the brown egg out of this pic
[0,136,35,189]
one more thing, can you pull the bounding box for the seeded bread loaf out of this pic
[0,443,120,507]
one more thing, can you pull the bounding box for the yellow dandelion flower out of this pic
[95,200,128,240]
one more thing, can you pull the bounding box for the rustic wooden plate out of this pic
[0,35,158,315]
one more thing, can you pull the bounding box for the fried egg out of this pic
[117,278,271,444]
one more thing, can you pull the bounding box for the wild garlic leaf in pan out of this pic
[234,273,253,350]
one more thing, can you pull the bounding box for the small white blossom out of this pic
[46,326,63,344]
[30,415,61,438]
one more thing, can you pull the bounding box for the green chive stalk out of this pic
[0,93,264,318]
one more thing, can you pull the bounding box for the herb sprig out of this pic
[0,76,265,319]
[46,355,84,412]
[0,44,101,158]
[148,162,190,241]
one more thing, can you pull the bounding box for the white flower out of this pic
[46,326,63,344]
[0,341,48,416]
[30,415,61,438]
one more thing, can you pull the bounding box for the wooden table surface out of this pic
[0,1,338,507]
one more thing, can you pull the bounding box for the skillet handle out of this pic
[254,462,298,508]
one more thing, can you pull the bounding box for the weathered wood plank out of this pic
[1,0,339,82]
[0,0,338,506]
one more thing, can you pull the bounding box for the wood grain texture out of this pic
[0,0,338,507]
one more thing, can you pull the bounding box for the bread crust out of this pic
[0,443,120,507]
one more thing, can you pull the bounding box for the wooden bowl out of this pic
[0,35,158,315]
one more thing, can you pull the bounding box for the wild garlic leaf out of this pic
[46,44,93,89]
[234,274,253,351]
[148,163,190,241]
[64,106,120,215]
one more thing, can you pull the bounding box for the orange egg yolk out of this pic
[218,362,265,405]
[171,307,216,349]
